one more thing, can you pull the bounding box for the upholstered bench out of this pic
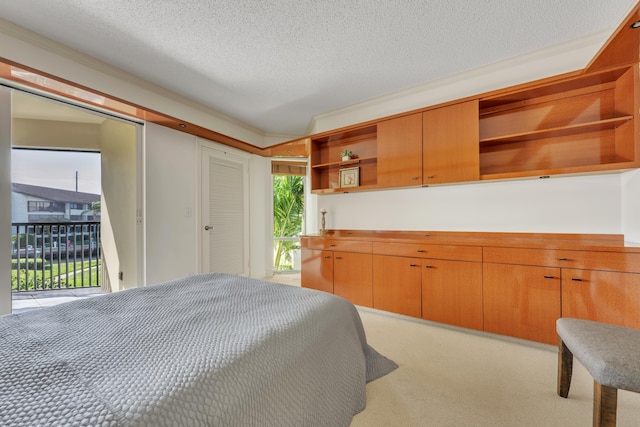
[556,318,640,427]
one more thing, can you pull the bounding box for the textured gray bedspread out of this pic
[0,273,397,426]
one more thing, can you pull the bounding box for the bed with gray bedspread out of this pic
[0,273,397,426]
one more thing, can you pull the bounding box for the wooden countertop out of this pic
[302,230,640,253]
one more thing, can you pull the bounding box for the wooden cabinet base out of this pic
[483,263,561,345]
[422,259,483,330]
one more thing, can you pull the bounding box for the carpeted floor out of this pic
[352,308,640,426]
[267,273,640,426]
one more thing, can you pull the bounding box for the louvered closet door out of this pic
[200,145,249,275]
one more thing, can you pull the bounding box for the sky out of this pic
[11,149,101,195]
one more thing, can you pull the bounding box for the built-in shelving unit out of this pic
[308,61,639,193]
[478,65,639,180]
[310,125,377,193]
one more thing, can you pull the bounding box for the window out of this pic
[28,201,65,212]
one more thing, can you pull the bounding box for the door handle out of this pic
[204,225,215,231]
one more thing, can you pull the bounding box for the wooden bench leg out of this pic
[593,381,617,427]
[557,338,573,398]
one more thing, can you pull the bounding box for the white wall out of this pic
[100,120,138,290]
[249,154,272,278]
[144,123,198,285]
[622,169,640,243]
[315,174,626,236]
[144,123,272,283]
[0,89,12,315]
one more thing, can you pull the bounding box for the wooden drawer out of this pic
[301,238,372,253]
[372,242,482,262]
[484,247,640,273]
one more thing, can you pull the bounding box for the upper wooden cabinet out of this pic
[268,137,309,157]
[423,100,480,184]
[377,113,423,188]
[478,65,640,180]
[307,66,639,192]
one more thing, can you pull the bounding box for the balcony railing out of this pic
[11,221,101,292]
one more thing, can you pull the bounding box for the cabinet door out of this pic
[423,100,479,184]
[377,113,423,188]
[333,251,373,307]
[483,263,560,345]
[373,255,422,317]
[301,249,333,293]
[422,259,483,330]
[562,269,640,329]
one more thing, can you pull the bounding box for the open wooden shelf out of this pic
[479,116,633,146]
[478,64,639,178]
[310,156,377,170]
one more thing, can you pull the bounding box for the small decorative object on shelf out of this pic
[340,167,359,188]
[340,150,352,161]
[320,209,327,235]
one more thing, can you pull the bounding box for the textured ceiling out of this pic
[0,1,636,135]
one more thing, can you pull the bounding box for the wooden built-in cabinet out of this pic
[479,65,639,180]
[300,249,333,293]
[372,255,422,317]
[372,241,483,329]
[422,258,483,331]
[561,269,640,328]
[377,113,423,187]
[483,245,640,345]
[483,263,561,345]
[423,100,480,185]
[300,238,373,308]
[301,231,640,345]
[309,126,378,193]
[333,251,373,307]
[306,63,639,193]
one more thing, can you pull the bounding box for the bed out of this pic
[0,273,397,426]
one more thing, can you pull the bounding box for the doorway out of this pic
[200,144,250,276]
[4,89,141,313]
[11,148,102,293]
[272,160,306,273]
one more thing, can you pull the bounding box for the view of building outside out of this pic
[10,149,102,291]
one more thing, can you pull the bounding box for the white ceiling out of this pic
[0,1,636,136]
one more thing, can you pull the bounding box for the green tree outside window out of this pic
[273,175,304,271]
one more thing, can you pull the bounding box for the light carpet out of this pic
[352,308,640,427]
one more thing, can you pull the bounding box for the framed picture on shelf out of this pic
[340,167,359,188]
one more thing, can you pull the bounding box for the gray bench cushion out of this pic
[557,318,640,392]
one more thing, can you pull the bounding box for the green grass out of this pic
[12,259,101,291]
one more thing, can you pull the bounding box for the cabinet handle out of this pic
[409,264,419,267]
[323,256,331,259]
[425,265,435,269]
[417,249,426,253]
[543,275,555,279]
[557,257,568,261]
[571,278,583,282]
[427,175,435,179]
[412,177,419,180]
[329,244,336,247]
[335,256,342,260]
